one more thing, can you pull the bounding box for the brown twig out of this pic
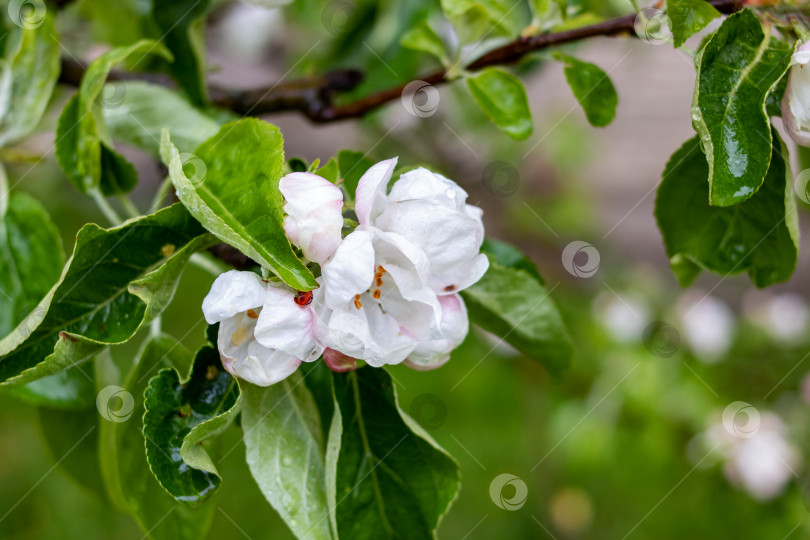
[214,0,745,122]
[57,0,744,124]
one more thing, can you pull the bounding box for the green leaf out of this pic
[78,0,152,48]
[241,373,334,540]
[401,20,448,65]
[655,134,798,288]
[467,68,533,140]
[481,237,543,283]
[103,82,224,157]
[152,0,211,106]
[0,203,209,386]
[162,119,318,291]
[691,9,793,207]
[8,365,95,408]
[461,258,573,375]
[327,368,460,539]
[766,73,788,118]
[99,336,217,540]
[336,149,374,200]
[143,339,240,504]
[667,0,721,48]
[554,53,617,127]
[55,40,173,195]
[530,0,566,26]
[440,0,522,42]
[0,12,60,147]
[0,192,63,337]
[316,157,340,184]
[38,406,106,496]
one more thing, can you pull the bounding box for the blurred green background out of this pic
[3,0,810,538]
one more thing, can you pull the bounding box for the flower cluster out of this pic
[202,158,488,386]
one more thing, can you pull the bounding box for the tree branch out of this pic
[215,0,745,122]
[58,0,744,123]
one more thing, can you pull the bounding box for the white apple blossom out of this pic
[279,171,344,264]
[355,158,489,294]
[203,157,488,382]
[202,270,324,386]
[781,42,810,147]
[707,412,801,501]
[320,227,443,367]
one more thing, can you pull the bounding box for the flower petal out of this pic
[322,229,375,308]
[354,157,397,225]
[280,172,344,263]
[202,270,266,323]
[375,201,487,293]
[254,283,322,361]
[217,311,301,386]
[406,294,469,370]
[325,303,415,367]
[387,167,468,211]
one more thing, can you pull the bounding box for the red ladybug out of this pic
[295,290,313,307]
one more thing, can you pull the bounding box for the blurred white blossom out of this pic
[678,293,735,363]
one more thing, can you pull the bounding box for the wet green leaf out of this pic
[162,119,318,291]
[667,0,721,48]
[461,258,573,375]
[655,135,798,287]
[0,204,208,386]
[0,11,60,146]
[554,53,617,127]
[467,68,533,140]
[241,373,334,540]
[104,82,223,157]
[692,9,793,206]
[98,336,217,540]
[326,368,459,539]
[143,336,239,504]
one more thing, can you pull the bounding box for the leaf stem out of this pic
[90,189,123,225]
[150,316,162,338]
[150,177,173,213]
[118,195,140,219]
